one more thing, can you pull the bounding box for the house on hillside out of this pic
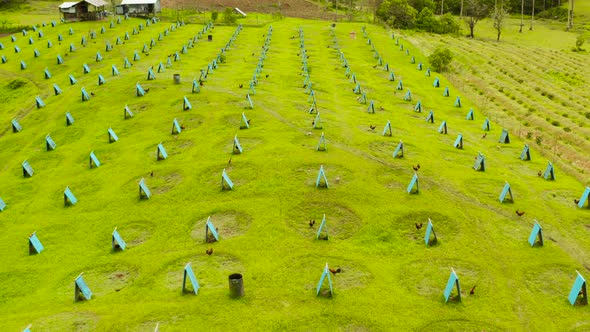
[115,0,160,16]
[59,0,109,21]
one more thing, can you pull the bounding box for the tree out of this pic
[439,13,461,34]
[464,0,489,38]
[428,47,453,72]
[416,7,439,32]
[519,0,524,32]
[377,0,418,28]
[530,0,535,30]
[492,3,509,41]
[222,7,237,24]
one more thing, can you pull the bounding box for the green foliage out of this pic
[377,0,418,29]
[222,7,236,24]
[428,46,453,71]
[416,7,438,32]
[438,13,461,34]
[575,33,588,51]
[211,11,219,22]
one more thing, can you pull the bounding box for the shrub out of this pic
[428,47,453,72]
[223,7,236,24]
[211,12,219,22]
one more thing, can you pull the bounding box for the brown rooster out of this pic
[206,248,213,255]
[516,210,525,217]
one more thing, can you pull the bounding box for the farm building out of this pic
[58,0,109,21]
[115,0,161,16]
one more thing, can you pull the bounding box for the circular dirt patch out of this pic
[119,220,155,246]
[159,138,194,156]
[148,171,183,195]
[294,163,353,187]
[523,263,578,298]
[286,201,362,240]
[161,253,245,291]
[57,264,139,299]
[394,211,460,244]
[191,211,252,242]
[291,254,373,292]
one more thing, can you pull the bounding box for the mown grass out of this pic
[0,12,589,331]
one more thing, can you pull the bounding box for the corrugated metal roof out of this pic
[85,0,108,7]
[120,0,158,4]
[59,1,79,8]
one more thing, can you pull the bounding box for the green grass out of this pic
[0,12,590,331]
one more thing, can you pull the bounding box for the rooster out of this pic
[369,125,376,130]
[150,171,154,177]
[309,219,315,228]
[329,268,342,275]
[537,170,542,177]
[481,133,487,139]
[469,285,476,295]
[239,84,243,88]
[516,210,525,217]
[412,165,420,172]
[206,248,213,255]
[415,223,423,230]
[574,199,580,205]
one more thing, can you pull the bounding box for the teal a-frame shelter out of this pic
[414,100,422,113]
[112,227,126,251]
[393,140,404,158]
[64,186,77,206]
[473,152,485,171]
[136,82,145,96]
[383,120,393,137]
[233,135,243,154]
[205,217,219,242]
[528,221,543,247]
[29,231,44,255]
[316,263,334,297]
[444,268,461,302]
[454,96,462,107]
[317,132,327,151]
[0,197,5,211]
[499,182,513,203]
[313,113,323,129]
[221,168,234,190]
[183,263,200,295]
[453,134,463,149]
[443,86,450,97]
[466,109,474,120]
[482,118,491,131]
[74,273,92,301]
[403,89,412,102]
[89,151,100,168]
[499,129,510,143]
[139,178,151,199]
[108,127,118,143]
[172,118,182,134]
[520,144,531,161]
[568,271,587,305]
[577,187,590,208]
[438,121,448,134]
[316,214,328,240]
[183,96,192,110]
[316,165,329,188]
[157,143,168,160]
[426,111,434,123]
[240,113,249,129]
[22,160,34,177]
[66,112,74,126]
[124,105,133,119]
[407,173,419,194]
[543,161,555,180]
[12,119,22,133]
[424,219,437,246]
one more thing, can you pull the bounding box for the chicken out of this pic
[144,88,150,93]
[415,223,423,230]
[481,133,487,139]
[90,92,95,96]
[329,268,342,275]
[516,210,525,216]
[247,119,251,124]
[228,157,232,165]
[413,165,419,171]
[470,285,476,295]
[239,84,243,88]
[150,171,154,177]
[206,248,213,255]
[180,125,186,130]
[265,74,269,78]
[574,199,580,205]
[369,125,376,130]
[309,219,315,228]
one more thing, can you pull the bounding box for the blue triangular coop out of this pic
[74,273,92,301]
[414,100,422,112]
[568,271,587,306]
[64,186,77,206]
[112,227,126,251]
[22,160,33,177]
[426,110,434,123]
[192,79,200,93]
[98,74,106,85]
[205,216,219,242]
[221,168,234,190]
[316,263,334,297]
[454,134,463,149]
[69,74,77,85]
[424,218,437,246]
[0,197,5,212]
[393,140,404,158]
[89,151,100,168]
[473,152,485,171]
[520,144,531,161]
[438,121,447,134]
[407,173,419,194]
[403,89,412,101]
[147,68,155,80]
[66,112,74,126]
[139,178,151,199]
[576,187,590,209]
[499,182,513,203]
[108,127,118,143]
[367,100,375,114]
[81,87,90,101]
[124,105,133,119]
[313,113,323,129]
[46,134,56,151]
[53,83,62,95]
[528,221,543,247]
[433,77,440,87]
[35,96,45,108]
[29,231,44,255]
[12,119,22,132]
[317,132,327,151]
[543,161,555,180]
[397,80,403,91]
[183,263,200,295]
[83,63,90,74]
[383,120,392,137]
[44,68,51,79]
[443,86,450,97]
[316,214,328,240]
[183,96,192,110]
[157,143,168,160]
[233,135,243,154]
[443,268,461,303]
[112,65,119,76]
[482,118,491,131]
[466,109,474,120]
[454,96,462,107]
[136,83,145,96]
[172,118,182,134]
[316,165,329,188]
[499,129,510,143]
[240,113,249,129]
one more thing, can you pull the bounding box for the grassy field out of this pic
[0,10,590,332]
